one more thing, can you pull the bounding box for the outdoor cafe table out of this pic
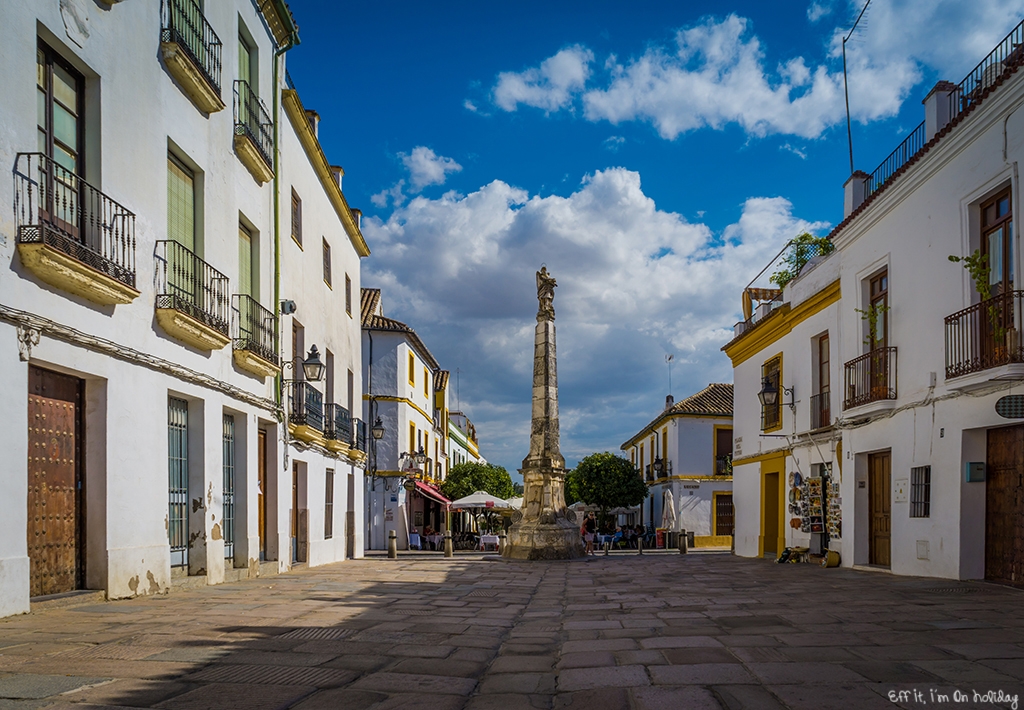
[424,534,442,550]
[479,534,499,551]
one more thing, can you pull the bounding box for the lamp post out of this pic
[281,344,326,466]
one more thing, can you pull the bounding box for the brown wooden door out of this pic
[291,463,299,562]
[869,452,892,567]
[257,429,267,561]
[986,425,1024,585]
[763,472,779,555]
[27,366,83,597]
[716,494,734,536]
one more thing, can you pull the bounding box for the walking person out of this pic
[584,512,596,555]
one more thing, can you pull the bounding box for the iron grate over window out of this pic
[168,397,189,567]
[910,465,931,518]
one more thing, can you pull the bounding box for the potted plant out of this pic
[949,251,1013,359]
[769,233,835,290]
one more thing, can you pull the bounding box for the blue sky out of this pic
[287,0,1024,477]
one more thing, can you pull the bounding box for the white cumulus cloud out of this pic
[492,45,594,112]
[362,168,827,470]
[401,146,463,191]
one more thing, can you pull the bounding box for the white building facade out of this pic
[726,21,1024,584]
[621,384,734,548]
[0,0,367,619]
[361,288,451,550]
[449,411,485,468]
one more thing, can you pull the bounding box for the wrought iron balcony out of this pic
[232,294,278,367]
[14,152,137,290]
[810,390,831,430]
[325,403,352,445]
[353,418,368,453]
[945,290,1024,379]
[843,347,897,409]
[156,240,230,338]
[160,0,222,97]
[715,454,732,476]
[233,80,273,172]
[288,381,324,431]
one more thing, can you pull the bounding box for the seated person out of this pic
[423,525,435,548]
[611,527,624,547]
[623,527,636,548]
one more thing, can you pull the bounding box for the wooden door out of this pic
[716,494,734,536]
[27,366,83,597]
[986,425,1024,585]
[763,472,779,555]
[869,451,892,567]
[257,429,267,561]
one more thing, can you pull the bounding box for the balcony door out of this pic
[981,191,1016,365]
[167,156,197,304]
[868,271,890,400]
[36,42,84,243]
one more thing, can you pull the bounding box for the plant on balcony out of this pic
[949,250,1011,345]
[854,303,891,346]
[769,233,835,290]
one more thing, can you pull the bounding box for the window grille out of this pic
[223,414,235,559]
[325,468,334,539]
[168,397,189,567]
[910,465,931,518]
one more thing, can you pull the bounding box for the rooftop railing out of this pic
[866,121,925,198]
[14,152,136,288]
[161,0,222,96]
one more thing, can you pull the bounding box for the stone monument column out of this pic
[503,267,584,560]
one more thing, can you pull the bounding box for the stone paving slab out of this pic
[0,554,1023,708]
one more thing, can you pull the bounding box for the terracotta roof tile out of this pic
[620,383,733,449]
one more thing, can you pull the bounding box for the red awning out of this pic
[414,480,451,507]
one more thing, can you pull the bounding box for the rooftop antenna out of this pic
[665,354,675,397]
[843,0,872,175]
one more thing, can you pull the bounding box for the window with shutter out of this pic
[167,156,196,252]
[238,226,252,297]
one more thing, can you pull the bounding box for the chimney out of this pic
[923,80,957,141]
[305,109,320,138]
[665,395,674,410]
[843,171,870,218]
[351,208,362,230]
[330,164,344,191]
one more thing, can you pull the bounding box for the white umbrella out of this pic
[661,489,677,530]
[449,491,513,509]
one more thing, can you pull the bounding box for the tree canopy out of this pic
[565,452,648,512]
[440,462,516,501]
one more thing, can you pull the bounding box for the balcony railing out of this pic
[14,152,136,287]
[232,294,277,366]
[233,80,273,168]
[866,121,925,199]
[325,403,352,444]
[715,454,732,476]
[288,381,324,431]
[844,347,897,409]
[945,290,1024,379]
[810,390,831,429]
[155,240,230,335]
[353,418,367,452]
[160,0,222,95]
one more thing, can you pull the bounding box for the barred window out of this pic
[910,466,931,518]
[761,356,782,431]
[322,238,332,287]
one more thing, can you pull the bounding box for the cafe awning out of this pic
[413,480,451,507]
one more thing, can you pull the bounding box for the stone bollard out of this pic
[388,530,397,559]
[498,533,506,555]
[443,530,453,558]
[604,541,609,556]
[638,538,643,555]
[679,529,688,555]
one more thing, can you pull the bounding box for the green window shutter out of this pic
[167,156,195,252]
[238,226,253,297]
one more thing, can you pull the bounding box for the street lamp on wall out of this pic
[758,377,795,411]
[301,344,325,382]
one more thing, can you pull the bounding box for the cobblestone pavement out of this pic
[2,553,1024,710]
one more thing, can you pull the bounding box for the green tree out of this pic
[440,462,515,502]
[570,452,648,518]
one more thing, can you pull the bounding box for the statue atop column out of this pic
[504,266,584,560]
[536,266,556,322]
